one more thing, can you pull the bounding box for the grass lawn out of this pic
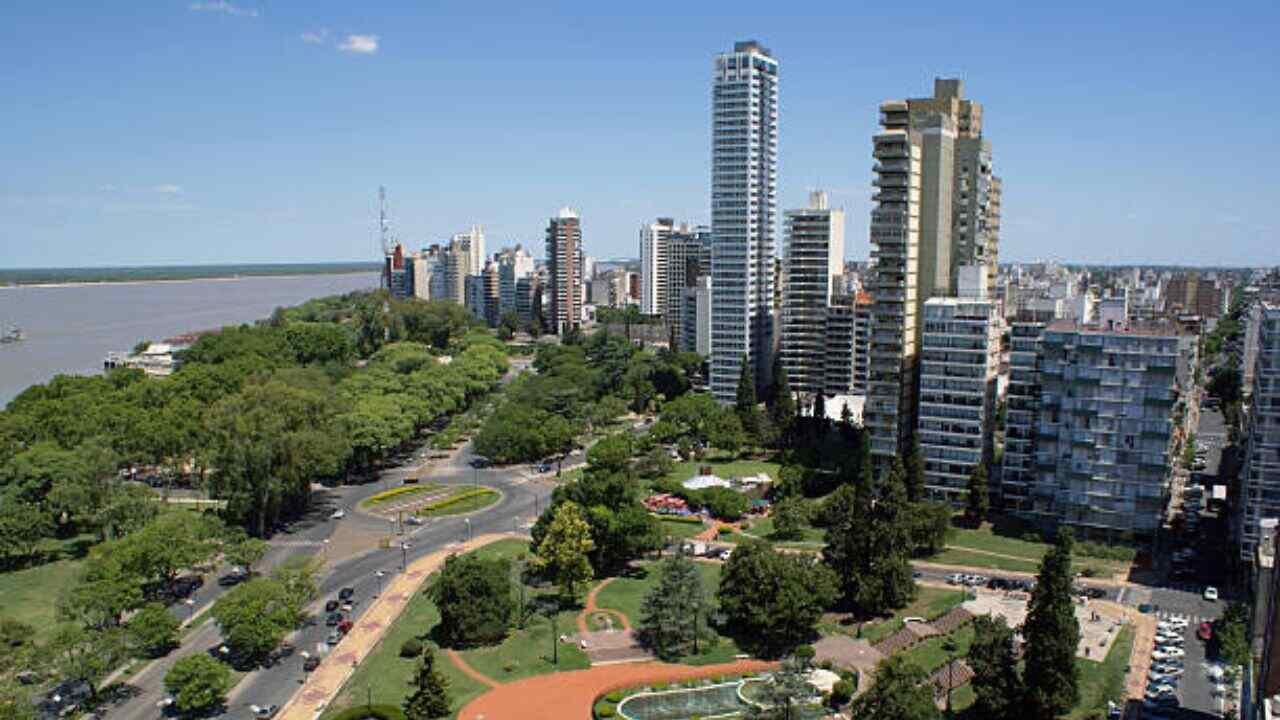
[324,538,538,720]
[0,558,85,641]
[946,524,1131,575]
[930,548,1043,574]
[899,623,976,674]
[664,456,780,484]
[742,516,824,545]
[1066,626,1133,720]
[457,606,589,681]
[593,561,743,665]
[827,586,967,645]
[657,518,707,540]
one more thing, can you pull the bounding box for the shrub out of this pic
[605,691,624,703]
[830,679,855,706]
[399,638,423,658]
[594,700,616,718]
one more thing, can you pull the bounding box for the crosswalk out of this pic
[1155,609,1213,625]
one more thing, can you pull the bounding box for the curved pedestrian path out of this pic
[576,577,631,634]
[447,649,501,689]
[457,659,777,720]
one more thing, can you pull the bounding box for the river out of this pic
[0,272,378,406]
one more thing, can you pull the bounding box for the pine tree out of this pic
[967,615,1024,720]
[822,459,916,616]
[637,551,710,660]
[768,355,795,442]
[964,464,990,527]
[1022,530,1080,717]
[735,355,761,438]
[403,647,450,720]
[902,437,925,502]
[746,648,817,720]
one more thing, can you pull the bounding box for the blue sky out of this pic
[1,1,1277,268]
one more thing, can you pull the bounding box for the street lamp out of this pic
[943,638,958,717]
[464,517,472,542]
[321,538,330,557]
[374,570,386,597]
[400,542,412,571]
[183,598,195,621]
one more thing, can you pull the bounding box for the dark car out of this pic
[325,600,340,613]
[1138,603,1158,614]
[325,612,343,627]
[303,656,321,672]
[470,457,490,469]
[338,587,355,601]
[37,680,92,720]
[171,576,203,598]
[1084,587,1107,599]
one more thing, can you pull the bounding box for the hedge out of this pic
[327,705,406,720]
[365,484,440,506]
[653,514,703,525]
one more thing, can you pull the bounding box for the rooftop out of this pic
[1045,319,1188,338]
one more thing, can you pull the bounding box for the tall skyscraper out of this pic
[865,78,1000,459]
[710,40,778,403]
[781,190,845,398]
[640,218,675,316]
[546,207,583,335]
[497,245,535,316]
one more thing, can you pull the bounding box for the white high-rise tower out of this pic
[710,40,779,402]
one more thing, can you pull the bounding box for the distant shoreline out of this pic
[0,271,378,291]
[0,263,380,289]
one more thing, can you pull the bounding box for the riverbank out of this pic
[0,262,378,288]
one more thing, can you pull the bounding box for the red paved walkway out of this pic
[458,659,776,720]
[576,577,631,634]
[447,649,500,689]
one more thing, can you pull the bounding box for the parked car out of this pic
[1152,647,1186,660]
[470,457,490,469]
[330,509,346,520]
[339,587,355,600]
[303,655,321,672]
[1198,621,1214,641]
[1203,586,1219,601]
[250,705,279,718]
[1138,603,1158,614]
[326,630,342,645]
[325,612,343,627]
[947,573,964,585]
[405,515,423,525]
[338,619,354,634]
[325,600,340,613]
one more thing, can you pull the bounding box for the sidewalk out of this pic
[276,533,516,720]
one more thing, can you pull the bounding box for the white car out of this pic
[947,573,964,585]
[331,509,345,519]
[1203,586,1219,601]
[1152,647,1186,660]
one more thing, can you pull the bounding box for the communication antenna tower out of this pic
[378,186,395,254]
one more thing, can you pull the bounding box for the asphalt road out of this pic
[103,439,555,720]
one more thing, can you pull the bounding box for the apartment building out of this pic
[710,40,778,402]
[917,297,1000,504]
[1239,302,1280,560]
[546,208,583,335]
[1031,321,1193,541]
[781,191,846,398]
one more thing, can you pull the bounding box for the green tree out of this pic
[964,464,990,527]
[848,655,939,720]
[164,654,232,715]
[0,499,54,564]
[637,551,712,660]
[270,556,320,618]
[212,576,304,661]
[49,624,126,699]
[1022,530,1080,717]
[823,461,917,616]
[127,603,181,658]
[403,647,450,720]
[717,539,837,657]
[531,501,595,600]
[746,647,818,719]
[768,355,795,444]
[905,502,953,556]
[224,533,268,574]
[735,355,761,439]
[769,498,809,541]
[968,615,1024,720]
[428,553,514,648]
[112,512,220,585]
[903,438,924,503]
[1216,602,1251,667]
[1182,433,1198,471]
[59,550,145,629]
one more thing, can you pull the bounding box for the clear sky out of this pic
[2,1,1277,268]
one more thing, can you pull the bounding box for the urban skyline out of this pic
[3,3,1277,269]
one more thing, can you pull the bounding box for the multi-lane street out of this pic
[104,439,557,720]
